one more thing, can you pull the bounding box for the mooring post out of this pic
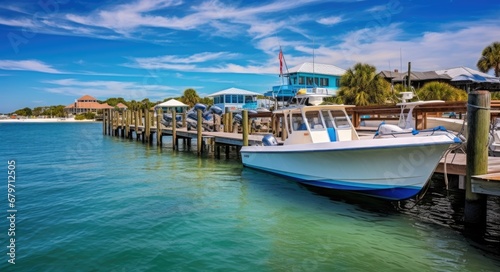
[124,110,129,138]
[134,110,139,141]
[102,110,106,135]
[156,108,162,146]
[242,110,249,146]
[182,110,186,128]
[172,109,177,151]
[465,90,490,226]
[120,111,125,138]
[144,108,150,143]
[228,111,233,133]
[197,109,203,155]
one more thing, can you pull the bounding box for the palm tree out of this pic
[181,88,200,107]
[477,42,500,77]
[335,63,391,106]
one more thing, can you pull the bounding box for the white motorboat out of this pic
[240,89,460,200]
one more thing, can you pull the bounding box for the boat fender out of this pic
[412,129,419,135]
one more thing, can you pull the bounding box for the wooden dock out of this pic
[436,153,500,196]
[101,108,284,159]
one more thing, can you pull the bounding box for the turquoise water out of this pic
[0,122,499,271]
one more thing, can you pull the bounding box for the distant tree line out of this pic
[10,88,213,117]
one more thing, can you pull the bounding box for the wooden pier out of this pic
[101,108,282,158]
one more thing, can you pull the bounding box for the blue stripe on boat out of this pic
[243,164,423,201]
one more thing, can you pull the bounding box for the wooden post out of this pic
[222,113,227,132]
[125,110,130,138]
[112,110,117,136]
[139,109,144,141]
[120,111,125,138]
[172,109,177,150]
[228,111,233,133]
[214,114,221,132]
[134,110,139,141]
[465,90,490,226]
[102,110,106,135]
[242,110,249,146]
[182,110,186,128]
[197,109,203,155]
[144,109,150,144]
[108,109,113,136]
[156,108,162,146]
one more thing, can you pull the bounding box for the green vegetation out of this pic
[416,82,467,101]
[98,97,127,107]
[477,41,500,77]
[13,105,65,117]
[334,63,391,106]
[74,112,95,120]
[180,88,200,107]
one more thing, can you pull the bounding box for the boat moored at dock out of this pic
[240,89,460,200]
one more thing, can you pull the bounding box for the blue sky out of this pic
[0,0,499,113]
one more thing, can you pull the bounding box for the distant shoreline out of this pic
[0,117,99,123]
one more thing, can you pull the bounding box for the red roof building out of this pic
[64,95,114,115]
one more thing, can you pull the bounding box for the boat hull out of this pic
[240,136,456,200]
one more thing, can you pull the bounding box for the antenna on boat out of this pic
[312,37,316,87]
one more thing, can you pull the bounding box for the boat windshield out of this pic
[321,109,351,129]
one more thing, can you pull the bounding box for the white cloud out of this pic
[0,59,63,73]
[312,21,500,72]
[317,16,343,26]
[42,78,179,101]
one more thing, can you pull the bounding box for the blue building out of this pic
[207,87,262,113]
[264,62,345,100]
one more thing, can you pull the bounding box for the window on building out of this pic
[320,78,329,87]
[299,76,304,85]
[238,95,243,103]
[336,78,340,87]
[306,77,313,85]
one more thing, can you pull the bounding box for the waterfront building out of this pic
[64,95,114,116]
[154,99,189,113]
[207,87,262,113]
[379,66,500,91]
[264,62,346,101]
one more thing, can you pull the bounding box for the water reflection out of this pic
[241,168,500,261]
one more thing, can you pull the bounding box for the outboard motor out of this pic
[233,113,242,124]
[262,134,278,146]
[193,103,207,112]
[202,111,212,121]
[209,105,223,115]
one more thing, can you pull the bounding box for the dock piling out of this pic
[172,109,177,150]
[242,110,248,146]
[197,109,203,155]
[465,90,490,226]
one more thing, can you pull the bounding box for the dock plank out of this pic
[436,153,500,176]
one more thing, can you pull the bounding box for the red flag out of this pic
[278,50,283,76]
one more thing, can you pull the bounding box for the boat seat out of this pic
[298,123,307,130]
[327,127,337,141]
